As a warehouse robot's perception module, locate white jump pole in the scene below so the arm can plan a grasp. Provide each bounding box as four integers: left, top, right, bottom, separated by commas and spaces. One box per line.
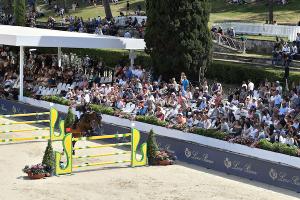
19, 46, 24, 102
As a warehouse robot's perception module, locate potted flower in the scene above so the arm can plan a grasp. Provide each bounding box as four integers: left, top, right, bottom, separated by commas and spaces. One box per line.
23, 164, 47, 179
155, 150, 176, 166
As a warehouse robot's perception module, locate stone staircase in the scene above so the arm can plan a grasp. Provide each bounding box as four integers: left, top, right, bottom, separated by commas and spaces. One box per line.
212, 32, 245, 53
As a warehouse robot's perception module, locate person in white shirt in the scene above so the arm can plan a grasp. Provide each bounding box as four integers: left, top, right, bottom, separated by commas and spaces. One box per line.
241, 81, 247, 90
273, 90, 282, 107
203, 115, 211, 129
220, 118, 230, 133
291, 42, 298, 59
247, 80, 254, 97
84, 91, 90, 103
282, 43, 291, 54
275, 81, 282, 94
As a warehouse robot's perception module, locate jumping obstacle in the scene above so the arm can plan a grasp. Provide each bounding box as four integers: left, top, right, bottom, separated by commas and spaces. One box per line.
53, 122, 147, 175
0, 109, 57, 143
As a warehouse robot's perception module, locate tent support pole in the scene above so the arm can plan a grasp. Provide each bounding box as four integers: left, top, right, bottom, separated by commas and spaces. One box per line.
130, 49, 135, 68
58, 47, 62, 68
19, 46, 24, 102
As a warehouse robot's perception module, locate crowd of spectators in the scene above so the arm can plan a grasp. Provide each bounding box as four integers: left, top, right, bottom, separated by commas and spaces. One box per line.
1, 46, 300, 149
44, 14, 146, 38
0, 13, 14, 25
272, 35, 299, 66
42, 0, 146, 38
66, 67, 300, 149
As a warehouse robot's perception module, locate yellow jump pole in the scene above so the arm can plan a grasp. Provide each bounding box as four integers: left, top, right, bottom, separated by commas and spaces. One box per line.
72, 133, 132, 142
74, 142, 131, 150
0, 112, 50, 118
0, 127, 50, 134
73, 160, 131, 169
0, 120, 50, 126
73, 152, 130, 159
0, 136, 50, 143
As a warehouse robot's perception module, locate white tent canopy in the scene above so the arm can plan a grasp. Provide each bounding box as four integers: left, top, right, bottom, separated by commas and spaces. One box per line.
0, 25, 146, 101
0, 25, 145, 49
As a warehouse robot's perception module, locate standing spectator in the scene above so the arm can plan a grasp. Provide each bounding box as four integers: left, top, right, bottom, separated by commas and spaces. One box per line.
248, 80, 254, 97
296, 33, 300, 48
124, 31, 131, 38
181, 75, 189, 91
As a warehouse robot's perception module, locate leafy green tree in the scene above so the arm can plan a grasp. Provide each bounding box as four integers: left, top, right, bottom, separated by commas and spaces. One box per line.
14, 0, 26, 26
1, 0, 14, 15
145, 0, 212, 81
57, 0, 73, 12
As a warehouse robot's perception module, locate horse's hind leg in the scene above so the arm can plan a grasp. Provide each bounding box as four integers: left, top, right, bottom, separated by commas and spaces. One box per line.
72, 141, 76, 155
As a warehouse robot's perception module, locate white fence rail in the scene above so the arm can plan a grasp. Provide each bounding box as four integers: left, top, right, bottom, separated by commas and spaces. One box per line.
212, 32, 246, 53
216, 22, 300, 41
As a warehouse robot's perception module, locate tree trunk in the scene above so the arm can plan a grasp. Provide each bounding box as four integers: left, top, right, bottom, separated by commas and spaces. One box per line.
14, 0, 26, 26
102, 0, 113, 20
268, 0, 274, 24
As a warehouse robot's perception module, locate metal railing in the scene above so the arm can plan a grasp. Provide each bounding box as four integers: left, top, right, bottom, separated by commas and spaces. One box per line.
212, 32, 246, 53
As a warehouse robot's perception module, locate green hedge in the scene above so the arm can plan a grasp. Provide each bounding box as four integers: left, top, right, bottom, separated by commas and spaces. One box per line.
193, 128, 227, 140
35, 48, 150, 69
90, 104, 115, 115
207, 61, 300, 85
41, 96, 70, 106
257, 139, 299, 157
135, 115, 168, 127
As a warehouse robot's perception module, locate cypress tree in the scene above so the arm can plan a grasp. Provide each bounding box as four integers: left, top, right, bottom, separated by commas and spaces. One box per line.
42, 140, 55, 175
145, 0, 212, 81
65, 107, 75, 131
147, 129, 159, 165
14, 0, 26, 26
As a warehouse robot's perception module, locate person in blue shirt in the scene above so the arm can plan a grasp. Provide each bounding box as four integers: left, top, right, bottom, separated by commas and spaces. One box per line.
137, 101, 148, 115
124, 66, 132, 79
181, 75, 189, 91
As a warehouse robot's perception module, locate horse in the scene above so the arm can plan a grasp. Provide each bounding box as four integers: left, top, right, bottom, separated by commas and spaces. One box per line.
69, 110, 103, 154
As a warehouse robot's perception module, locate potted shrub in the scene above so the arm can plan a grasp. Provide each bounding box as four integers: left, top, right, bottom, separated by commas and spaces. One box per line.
147, 129, 159, 165
42, 140, 55, 176
23, 164, 47, 179
147, 129, 177, 166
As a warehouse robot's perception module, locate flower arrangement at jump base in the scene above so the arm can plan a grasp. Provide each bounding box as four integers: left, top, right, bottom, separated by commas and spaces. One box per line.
23, 140, 55, 179
23, 164, 49, 179
147, 129, 177, 166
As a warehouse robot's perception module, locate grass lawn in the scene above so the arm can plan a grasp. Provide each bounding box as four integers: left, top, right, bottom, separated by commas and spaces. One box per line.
38, 0, 300, 25
38, 0, 145, 21
210, 0, 300, 24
